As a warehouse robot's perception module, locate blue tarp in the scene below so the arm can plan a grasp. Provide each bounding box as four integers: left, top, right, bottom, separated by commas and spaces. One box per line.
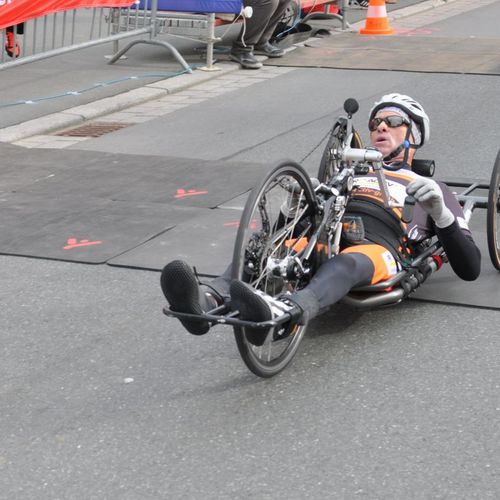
136, 0, 242, 13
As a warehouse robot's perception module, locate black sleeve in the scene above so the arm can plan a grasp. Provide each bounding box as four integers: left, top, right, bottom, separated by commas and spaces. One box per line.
434, 220, 481, 281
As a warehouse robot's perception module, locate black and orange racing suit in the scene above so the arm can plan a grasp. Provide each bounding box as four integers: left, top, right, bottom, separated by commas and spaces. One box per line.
298, 165, 481, 314
211, 165, 481, 316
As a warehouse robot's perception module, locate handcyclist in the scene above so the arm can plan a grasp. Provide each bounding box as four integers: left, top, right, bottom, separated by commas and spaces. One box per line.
161, 93, 481, 344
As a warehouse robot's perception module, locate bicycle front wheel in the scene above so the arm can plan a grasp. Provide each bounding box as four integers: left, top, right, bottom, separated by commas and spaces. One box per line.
232, 161, 318, 377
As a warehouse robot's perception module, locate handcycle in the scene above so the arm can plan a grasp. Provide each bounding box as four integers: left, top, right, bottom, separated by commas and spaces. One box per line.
164, 98, 500, 378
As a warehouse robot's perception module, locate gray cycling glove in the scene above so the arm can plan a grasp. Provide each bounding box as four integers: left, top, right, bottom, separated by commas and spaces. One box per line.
406, 177, 455, 228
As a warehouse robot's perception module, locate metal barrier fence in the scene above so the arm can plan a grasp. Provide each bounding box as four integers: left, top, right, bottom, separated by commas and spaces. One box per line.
0, 1, 191, 72
107, 6, 226, 71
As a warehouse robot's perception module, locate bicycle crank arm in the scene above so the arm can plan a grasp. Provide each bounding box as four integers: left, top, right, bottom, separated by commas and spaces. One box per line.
163, 306, 294, 329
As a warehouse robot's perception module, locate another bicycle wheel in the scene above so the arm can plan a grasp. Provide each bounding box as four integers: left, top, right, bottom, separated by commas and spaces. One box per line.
271, 0, 301, 41
318, 118, 363, 183
232, 161, 318, 377
487, 149, 500, 270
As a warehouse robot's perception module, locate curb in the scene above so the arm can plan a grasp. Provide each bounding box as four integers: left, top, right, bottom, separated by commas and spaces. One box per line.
0, 62, 242, 143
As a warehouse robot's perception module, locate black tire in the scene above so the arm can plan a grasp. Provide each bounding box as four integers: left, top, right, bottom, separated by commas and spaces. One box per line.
318, 118, 363, 183
232, 161, 318, 377
487, 149, 500, 270
271, 0, 301, 42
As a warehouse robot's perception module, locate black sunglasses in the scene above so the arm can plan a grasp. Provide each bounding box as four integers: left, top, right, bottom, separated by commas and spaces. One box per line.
368, 115, 410, 131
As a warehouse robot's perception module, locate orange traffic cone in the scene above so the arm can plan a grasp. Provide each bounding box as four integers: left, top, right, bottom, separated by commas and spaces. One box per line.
359, 0, 394, 36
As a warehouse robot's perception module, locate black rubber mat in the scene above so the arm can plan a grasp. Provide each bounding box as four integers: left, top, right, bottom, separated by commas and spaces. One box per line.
0, 143, 266, 263
412, 212, 500, 310
108, 207, 243, 275
2, 142, 498, 309
110, 189, 500, 310
267, 34, 500, 75
0, 191, 203, 264
2, 144, 266, 208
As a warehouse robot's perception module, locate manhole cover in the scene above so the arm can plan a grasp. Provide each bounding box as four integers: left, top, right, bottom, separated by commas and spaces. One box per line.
56, 121, 132, 137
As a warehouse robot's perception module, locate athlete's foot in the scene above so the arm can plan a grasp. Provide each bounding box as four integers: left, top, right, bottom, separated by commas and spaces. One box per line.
229, 280, 302, 346
161, 260, 218, 335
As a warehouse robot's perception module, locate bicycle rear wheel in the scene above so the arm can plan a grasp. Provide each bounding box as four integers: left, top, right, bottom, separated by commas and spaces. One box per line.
318, 118, 363, 183
487, 149, 500, 270
232, 161, 318, 377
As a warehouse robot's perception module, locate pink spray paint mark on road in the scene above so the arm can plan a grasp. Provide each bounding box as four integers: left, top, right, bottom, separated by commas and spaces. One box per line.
175, 188, 209, 199
64, 238, 103, 250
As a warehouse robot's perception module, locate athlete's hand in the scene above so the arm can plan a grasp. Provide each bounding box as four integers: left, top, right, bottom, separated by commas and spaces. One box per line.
406, 177, 455, 228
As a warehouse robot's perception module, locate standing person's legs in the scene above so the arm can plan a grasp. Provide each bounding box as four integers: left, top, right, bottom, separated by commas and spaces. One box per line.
235, 0, 278, 48
231, 0, 286, 68
255, 0, 290, 48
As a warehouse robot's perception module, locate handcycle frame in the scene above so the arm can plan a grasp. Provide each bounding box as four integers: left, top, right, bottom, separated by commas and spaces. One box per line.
164, 98, 500, 377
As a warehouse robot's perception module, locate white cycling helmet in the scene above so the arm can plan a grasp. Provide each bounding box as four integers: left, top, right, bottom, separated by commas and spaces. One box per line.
369, 93, 430, 147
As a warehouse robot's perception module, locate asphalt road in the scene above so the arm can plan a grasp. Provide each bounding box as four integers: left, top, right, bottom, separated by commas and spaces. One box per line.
1, 1, 500, 498
2, 256, 499, 499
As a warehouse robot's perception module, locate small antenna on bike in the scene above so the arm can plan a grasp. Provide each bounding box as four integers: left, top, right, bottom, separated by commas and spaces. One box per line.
344, 98, 359, 118
343, 98, 359, 146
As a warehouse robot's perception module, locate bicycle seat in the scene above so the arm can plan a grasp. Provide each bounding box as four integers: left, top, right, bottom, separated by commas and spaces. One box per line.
341, 241, 444, 309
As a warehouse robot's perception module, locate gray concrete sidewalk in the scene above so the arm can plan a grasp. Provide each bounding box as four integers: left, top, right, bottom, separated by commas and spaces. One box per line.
0, 0, 436, 136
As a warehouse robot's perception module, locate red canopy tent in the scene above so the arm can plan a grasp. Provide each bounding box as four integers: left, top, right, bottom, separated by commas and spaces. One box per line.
0, 0, 134, 30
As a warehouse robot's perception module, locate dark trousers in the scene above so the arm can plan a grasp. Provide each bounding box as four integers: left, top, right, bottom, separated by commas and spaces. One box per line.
233, 0, 290, 51
6, 23, 24, 35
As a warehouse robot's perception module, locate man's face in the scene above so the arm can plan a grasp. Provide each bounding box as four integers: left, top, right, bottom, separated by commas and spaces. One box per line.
369, 110, 411, 160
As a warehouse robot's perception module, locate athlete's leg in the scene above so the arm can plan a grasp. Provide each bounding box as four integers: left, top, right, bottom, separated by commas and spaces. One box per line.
231, 244, 399, 342
302, 252, 374, 312
292, 244, 400, 315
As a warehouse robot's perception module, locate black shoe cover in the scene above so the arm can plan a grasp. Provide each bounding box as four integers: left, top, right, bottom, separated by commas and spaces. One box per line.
161, 260, 211, 335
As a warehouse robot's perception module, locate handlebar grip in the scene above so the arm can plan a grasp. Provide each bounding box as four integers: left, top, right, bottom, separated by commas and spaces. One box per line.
342, 147, 383, 163
402, 195, 416, 223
